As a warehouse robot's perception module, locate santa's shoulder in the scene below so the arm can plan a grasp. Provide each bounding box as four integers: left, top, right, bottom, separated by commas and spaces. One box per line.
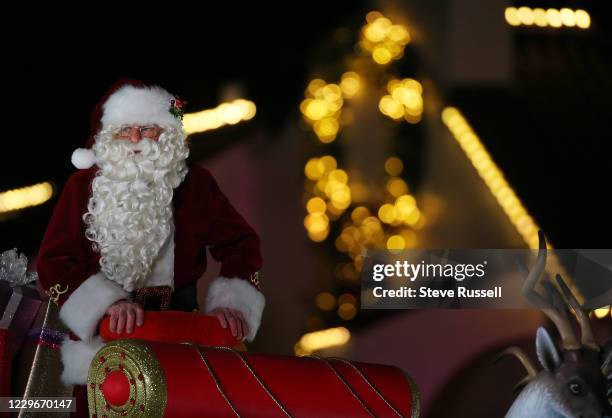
65, 167, 97, 191
182, 164, 216, 187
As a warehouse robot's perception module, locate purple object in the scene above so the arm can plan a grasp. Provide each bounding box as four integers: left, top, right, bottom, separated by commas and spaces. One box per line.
0, 282, 43, 357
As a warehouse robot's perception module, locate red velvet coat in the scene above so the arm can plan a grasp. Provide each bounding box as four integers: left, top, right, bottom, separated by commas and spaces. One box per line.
37, 164, 262, 306
36, 164, 265, 387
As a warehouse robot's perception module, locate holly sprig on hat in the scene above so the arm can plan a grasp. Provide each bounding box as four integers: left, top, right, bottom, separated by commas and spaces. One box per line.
169, 96, 187, 120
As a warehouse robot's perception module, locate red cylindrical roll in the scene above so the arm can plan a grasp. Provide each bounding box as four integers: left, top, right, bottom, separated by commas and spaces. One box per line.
98, 310, 239, 347
87, 340, 419, 418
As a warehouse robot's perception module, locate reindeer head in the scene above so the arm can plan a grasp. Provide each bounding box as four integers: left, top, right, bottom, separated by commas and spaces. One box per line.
502, 231, 612, 418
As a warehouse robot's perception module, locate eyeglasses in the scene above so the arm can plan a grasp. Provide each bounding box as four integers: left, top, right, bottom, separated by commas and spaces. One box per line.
114, 125, 164, 139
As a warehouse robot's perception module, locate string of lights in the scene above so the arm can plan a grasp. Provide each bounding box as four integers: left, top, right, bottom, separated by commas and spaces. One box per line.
0, 182, 54, 214
183, 99, 256, 135
505, 7, 590, 29
296, 11, 426, 355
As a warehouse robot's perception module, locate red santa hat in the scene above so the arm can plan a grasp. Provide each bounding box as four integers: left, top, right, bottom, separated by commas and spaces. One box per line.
71, 79, 185, 169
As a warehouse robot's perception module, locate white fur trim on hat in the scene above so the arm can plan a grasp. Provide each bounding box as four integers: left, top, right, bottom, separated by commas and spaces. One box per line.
101, 85, 181, 129
71, 148, 96, 169
59, 272, 130, 341
60, 335, 105, 385
204, 277, 265, 342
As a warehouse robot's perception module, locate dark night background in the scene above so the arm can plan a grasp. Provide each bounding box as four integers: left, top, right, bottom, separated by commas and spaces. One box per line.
2, 3, 611, 417
2, 2, 610, 254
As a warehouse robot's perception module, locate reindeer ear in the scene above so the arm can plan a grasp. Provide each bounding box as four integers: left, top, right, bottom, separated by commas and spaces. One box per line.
536, 327, 562, 372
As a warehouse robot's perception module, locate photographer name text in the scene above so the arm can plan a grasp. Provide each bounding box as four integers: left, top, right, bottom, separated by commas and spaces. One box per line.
372, 286, 503, 299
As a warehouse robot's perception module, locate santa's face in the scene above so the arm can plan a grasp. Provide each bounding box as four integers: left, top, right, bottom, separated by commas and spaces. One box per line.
83, 124, 189, 291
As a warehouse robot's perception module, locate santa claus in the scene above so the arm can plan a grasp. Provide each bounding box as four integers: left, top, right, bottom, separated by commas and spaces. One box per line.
36, 80, 264, 388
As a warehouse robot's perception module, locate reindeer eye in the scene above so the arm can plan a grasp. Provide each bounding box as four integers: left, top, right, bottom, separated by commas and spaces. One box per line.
569, 382, 582, 396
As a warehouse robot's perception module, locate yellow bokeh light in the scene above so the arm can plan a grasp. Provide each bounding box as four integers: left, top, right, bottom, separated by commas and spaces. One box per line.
320, 84, 342, 101
351, 206, 370, 224
404, 113, 422, 124
329, 184, 351, 209
234, 99, 257, 120
0, 182, 54, 213
364, 23, 387, 43
593, 306, 610, 319
574, 10, 590, 29
379, 95, 405, 120
340, 72, 361, 98
308, 228, 329, 242
183, 99, 256, 135
505, 7, 520, 26
319, 155, 337, 173
387, 25, 410, 43
518, 7, 534, 25
402, 79, 422, 94
307, 197, 327, 214
372, 46, 393, 64
395, 198, 419, 225
560, 8, 576, 27
338, 293, 357, 306
387, 177, 409, 197
315, 292, 336, 311
295, 327, 351, 355
403, 208, 421, 226
384, 157, 404, 176
304, 158, 325, 180
306, 79, 326, 97
533, 8, 547, 27
338, 303, 357, 320
304, 212, 329, 233
378, 203, 396, 224
328, 169, 348, 184
366, 10, 383, 24
303, 99, 329, 121
314, 117, 339, 143
546, 9, 562, 28
396, 194, 416, 207
386, 235, 406, 250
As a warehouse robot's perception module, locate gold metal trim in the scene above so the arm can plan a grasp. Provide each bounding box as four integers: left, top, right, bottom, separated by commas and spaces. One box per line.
330, 357, 405, 417
47, 283, 68, 305
87, 339, 167, 418
187, 343, 241, 417
403, 370, 421, 418
214, 346, 293, 417
249, 271, 261, 290
310, 355, 375, 417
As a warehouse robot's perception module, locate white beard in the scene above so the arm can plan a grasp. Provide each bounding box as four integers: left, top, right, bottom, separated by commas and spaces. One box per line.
83, 126, 189, 291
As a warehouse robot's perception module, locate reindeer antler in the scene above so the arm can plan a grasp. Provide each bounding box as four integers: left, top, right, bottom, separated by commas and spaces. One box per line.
496, 346, 538, 392
554, 274, 599, 351
522, 231, 581, 350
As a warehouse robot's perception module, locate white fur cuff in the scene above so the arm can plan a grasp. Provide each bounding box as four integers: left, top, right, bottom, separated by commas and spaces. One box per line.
204, 277, 265, 342
60, 336, 105, 386
59, 272, 129, 341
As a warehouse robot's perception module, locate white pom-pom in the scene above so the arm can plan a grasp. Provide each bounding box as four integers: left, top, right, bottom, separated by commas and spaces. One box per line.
71, 148, 96, 169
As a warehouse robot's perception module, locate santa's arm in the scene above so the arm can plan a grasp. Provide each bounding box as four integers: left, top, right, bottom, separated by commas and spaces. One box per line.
199, 168, 264, 341
37, 171, 129, 340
